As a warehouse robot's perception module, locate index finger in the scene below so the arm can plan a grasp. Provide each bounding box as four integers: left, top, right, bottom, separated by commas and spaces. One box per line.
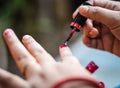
73, 1, 93, 19
59, 44, 79, 64
93, 0, 120, 10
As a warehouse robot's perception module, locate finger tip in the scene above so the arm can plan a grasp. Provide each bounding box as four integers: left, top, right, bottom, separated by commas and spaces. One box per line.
79, 6, 88, 13
3, 28, 13, 37
59, 44, 67, 49
59, 44, 73, 58
73, 9, 79, 18
72, 14, 75, 19
89, 28, 99, 38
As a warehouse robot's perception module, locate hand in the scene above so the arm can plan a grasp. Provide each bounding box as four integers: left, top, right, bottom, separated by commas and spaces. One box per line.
73, 0, 120, 56
1, 29, 98, 88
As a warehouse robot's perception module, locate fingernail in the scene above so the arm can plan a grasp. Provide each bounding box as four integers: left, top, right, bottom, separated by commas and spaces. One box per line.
98, 82, 105, 88
60, 44, 67, 48
23, 35, 31, 40
79, 6, 88, 13
4, 29, 12, 37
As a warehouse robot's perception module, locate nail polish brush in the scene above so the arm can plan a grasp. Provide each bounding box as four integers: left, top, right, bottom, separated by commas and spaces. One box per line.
64, 2, 92, 46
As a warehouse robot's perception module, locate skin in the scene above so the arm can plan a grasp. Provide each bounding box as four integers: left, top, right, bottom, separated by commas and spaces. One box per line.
1, 0, 120, 87
73, 0, 120, 56
0, 29, 98, 88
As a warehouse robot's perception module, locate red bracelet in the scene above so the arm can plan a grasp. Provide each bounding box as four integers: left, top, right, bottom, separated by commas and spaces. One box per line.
52, 76, 105, 88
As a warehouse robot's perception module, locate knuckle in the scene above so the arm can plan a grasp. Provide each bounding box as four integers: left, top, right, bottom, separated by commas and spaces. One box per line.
88, 6, 102, 20
90, 7, 99, 15
17, 54, 28, 61
113, 3, 120, 10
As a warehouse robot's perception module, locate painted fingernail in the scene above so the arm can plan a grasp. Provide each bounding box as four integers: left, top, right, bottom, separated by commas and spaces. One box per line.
4, 29, 12, 37
86, 61, 99, 73
98, 82, 105, 88
60, 44, 67, 48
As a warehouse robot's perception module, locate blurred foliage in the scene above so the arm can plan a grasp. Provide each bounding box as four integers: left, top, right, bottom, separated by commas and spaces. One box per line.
0, 0, 40, 75
0, 0, 88, 75
0, 0, 26, 19
0, 0, 41, 39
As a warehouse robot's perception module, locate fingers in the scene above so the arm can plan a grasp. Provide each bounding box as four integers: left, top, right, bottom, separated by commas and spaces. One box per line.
82, 35, 104, 50
22, 35, 55, 65
97, 39, 103, 50
93, 0, 108, 8
0, 69, 29, 88
79, 5, 120, 29
93, 0, 120, 10
73, 0, 120, 17
59, 45, 79, 64
82, 36, 91, 47
3, 29, 41, 78
83, 19, 99, 38
113, 38, 120, 57
82, 35, 97, 48
102, 33, 114, 52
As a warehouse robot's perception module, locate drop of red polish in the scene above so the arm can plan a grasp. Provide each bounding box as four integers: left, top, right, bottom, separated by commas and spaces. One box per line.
60, 44, 67, 48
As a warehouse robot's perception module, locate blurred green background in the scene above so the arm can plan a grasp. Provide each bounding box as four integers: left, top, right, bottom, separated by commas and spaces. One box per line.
0, 0, 85, 76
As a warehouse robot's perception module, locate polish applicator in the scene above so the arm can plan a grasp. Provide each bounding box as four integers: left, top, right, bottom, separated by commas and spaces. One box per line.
64, 2, 92, 45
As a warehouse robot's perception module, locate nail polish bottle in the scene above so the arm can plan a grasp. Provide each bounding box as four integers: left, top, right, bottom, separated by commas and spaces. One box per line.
86, 61, 99, 73
70, 2, 92, 32
64, 2, 92, 45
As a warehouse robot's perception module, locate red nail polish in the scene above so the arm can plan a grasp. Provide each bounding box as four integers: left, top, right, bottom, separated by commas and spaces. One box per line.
60, 44, 67, 48
4, 30, 12, 37
86, 61, 99, 73
98, 82, 105, 88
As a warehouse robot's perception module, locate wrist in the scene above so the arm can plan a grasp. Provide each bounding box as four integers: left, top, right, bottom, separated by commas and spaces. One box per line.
51, 76, 104, 88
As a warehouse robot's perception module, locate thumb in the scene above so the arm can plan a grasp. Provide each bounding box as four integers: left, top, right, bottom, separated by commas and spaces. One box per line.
79, 6, 120, 29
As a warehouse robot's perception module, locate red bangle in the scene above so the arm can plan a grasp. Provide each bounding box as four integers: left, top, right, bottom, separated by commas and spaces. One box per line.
52, 76, 105, 88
